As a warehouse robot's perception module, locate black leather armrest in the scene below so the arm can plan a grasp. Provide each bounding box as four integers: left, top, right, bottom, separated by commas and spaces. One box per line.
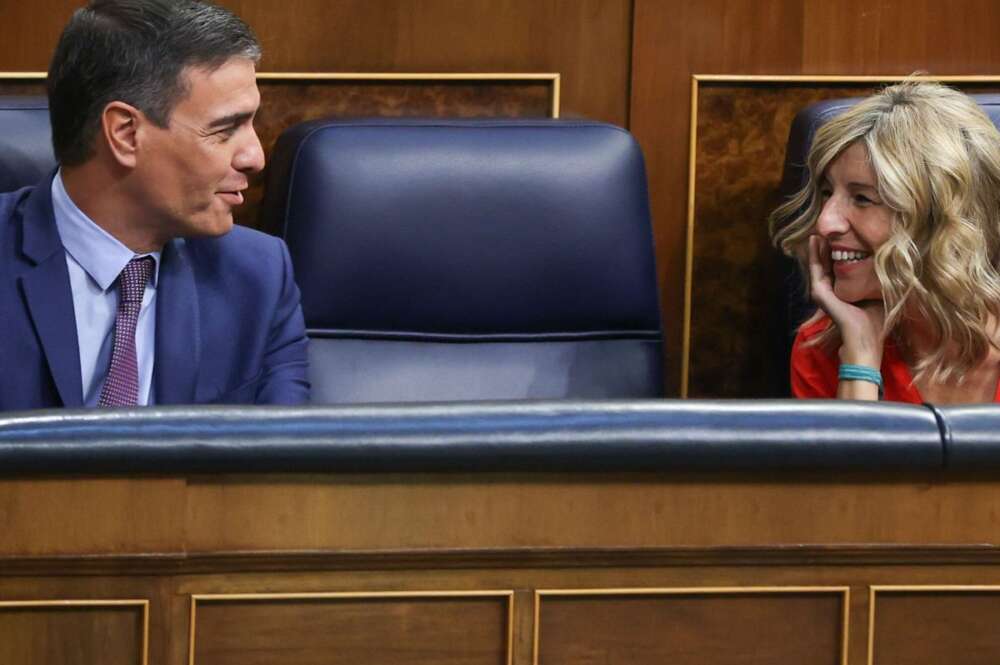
0, 400, 942, 475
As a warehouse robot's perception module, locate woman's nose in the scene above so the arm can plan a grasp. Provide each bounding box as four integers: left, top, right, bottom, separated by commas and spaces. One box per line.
815, 196, 848, 237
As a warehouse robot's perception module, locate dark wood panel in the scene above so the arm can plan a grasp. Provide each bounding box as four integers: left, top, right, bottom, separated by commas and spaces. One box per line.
0, 604, 143, 665
537, 591, 842, 665
872, 590, 1000, 665
192, 595, 508, 665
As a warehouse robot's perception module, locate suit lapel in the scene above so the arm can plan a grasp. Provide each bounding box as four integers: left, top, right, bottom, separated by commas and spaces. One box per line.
153, 238, 199, 404
18, 177, 84, 407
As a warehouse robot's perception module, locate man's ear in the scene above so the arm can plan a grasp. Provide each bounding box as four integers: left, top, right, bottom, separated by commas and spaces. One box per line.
101, 101, 143, 168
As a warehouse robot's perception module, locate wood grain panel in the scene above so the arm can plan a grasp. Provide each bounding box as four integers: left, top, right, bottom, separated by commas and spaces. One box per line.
2, 0, 630, 126
871, 588, 1000, 665
632, 0, 1000, 395
182, 472, 1000, 553
0, 477, 186, 557
0, 602, 145, 665
536, 589, 844, 665
191, 593, 509, 665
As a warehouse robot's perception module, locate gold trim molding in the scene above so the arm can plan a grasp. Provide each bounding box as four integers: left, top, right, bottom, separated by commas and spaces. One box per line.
682, 74, 1000, 397
533, 585, 850, 665
188, 589, 515, 665
0, 598, 149, 665
0, 72, 561, 118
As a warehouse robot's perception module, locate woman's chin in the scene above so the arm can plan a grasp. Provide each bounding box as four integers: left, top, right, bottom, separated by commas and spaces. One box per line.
833, 284, 881, 304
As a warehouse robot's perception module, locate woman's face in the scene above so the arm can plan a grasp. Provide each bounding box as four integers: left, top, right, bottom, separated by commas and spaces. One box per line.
815, 141, 895, 303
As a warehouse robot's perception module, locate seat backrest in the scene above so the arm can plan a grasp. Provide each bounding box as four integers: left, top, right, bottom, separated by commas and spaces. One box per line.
0, 97, 55, 193
772, 94, 1000, 396
263, 118, 663, 404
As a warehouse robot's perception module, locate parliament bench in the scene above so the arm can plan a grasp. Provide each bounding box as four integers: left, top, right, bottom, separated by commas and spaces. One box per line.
2, 400, 1000, 664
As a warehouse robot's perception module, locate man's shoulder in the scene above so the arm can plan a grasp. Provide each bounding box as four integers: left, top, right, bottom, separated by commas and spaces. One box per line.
0, 185, 36, 223
185, 224, 283, 264
182, 225, 289, 285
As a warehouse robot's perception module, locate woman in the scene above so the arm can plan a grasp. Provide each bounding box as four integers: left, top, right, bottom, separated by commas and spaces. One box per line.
771, 82, 1000, 403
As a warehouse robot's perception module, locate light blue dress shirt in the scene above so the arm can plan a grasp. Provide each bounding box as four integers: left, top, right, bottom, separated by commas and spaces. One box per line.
51, 172, 161, 406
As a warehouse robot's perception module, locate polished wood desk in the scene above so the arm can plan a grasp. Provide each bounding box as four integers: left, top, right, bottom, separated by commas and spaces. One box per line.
3, 469, 1000, 665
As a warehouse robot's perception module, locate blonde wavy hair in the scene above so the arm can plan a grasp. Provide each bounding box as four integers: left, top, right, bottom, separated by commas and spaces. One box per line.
770, 82, 1000, 384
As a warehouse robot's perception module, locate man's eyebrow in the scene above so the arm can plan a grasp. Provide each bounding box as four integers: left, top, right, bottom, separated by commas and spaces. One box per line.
207, 111, 254, 129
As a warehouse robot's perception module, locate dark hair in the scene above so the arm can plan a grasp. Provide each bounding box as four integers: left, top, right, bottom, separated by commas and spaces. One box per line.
47, 0, 261, 166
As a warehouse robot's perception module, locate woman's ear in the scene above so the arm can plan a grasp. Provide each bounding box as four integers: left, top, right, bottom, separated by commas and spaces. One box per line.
100, 101, 142, 168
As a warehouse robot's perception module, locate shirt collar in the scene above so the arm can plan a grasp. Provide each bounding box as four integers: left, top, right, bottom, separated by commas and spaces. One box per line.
51, 170, 161, 292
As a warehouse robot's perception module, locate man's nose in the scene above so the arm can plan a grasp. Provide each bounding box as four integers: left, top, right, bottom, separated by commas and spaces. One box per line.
235, 128, 265, 174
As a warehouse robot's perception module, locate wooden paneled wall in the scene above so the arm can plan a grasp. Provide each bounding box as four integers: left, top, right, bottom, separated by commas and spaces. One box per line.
6, 0, 1000, 395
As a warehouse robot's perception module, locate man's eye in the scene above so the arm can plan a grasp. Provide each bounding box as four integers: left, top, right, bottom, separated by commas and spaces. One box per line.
215, 127, 238, 141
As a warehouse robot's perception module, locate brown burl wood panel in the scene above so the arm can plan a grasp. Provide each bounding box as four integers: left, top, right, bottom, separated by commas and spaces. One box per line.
537, 592, 842, 665
192, 596, 508, 665
688, 81, 1000, 398
689, 83, 875, 398
872, 591, 1000, 665
0, 605, 143, 665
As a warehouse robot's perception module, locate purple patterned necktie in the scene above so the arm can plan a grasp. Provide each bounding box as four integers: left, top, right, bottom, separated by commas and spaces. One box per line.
98, 256, 154, 407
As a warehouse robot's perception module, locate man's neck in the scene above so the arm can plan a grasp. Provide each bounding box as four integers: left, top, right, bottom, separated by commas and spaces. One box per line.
60, 164, 166, 254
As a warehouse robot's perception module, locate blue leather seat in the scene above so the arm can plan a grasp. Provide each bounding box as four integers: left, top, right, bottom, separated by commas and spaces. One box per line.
0, 97, 55, 193
772, 94, 1000, 396
263, 119, 663, 404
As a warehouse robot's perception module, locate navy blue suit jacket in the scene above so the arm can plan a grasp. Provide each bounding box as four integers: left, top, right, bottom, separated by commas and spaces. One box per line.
0, 175, 310, 409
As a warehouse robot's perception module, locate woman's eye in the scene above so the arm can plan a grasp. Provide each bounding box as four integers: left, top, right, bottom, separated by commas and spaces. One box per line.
819, 189, 832, 199
854, 194, 873, 205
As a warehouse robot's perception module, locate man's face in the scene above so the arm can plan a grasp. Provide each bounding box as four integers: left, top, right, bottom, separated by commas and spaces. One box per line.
135, 58, 264, 240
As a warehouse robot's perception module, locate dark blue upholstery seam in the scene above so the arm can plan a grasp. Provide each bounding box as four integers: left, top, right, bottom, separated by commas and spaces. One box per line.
922, 402, 951, 469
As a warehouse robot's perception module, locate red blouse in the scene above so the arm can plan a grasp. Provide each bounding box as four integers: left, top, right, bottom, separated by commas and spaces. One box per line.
790, 316, 1000, 403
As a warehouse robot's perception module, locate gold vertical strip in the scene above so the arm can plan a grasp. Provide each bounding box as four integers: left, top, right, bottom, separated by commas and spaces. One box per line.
681, 75, 700, 397
141, 600, 150, 665
866, 586, 876, 665
840, 588, 850, 665
188, 596, 198, 665
506, 591, 514, 665
552, 74, 561, 118
531, 590, 542, 665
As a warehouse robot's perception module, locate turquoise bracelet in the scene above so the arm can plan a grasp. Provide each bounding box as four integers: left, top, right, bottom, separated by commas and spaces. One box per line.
838, 363, 883, 389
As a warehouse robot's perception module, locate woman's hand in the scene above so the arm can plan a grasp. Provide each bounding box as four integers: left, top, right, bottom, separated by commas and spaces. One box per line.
808, 236, 886, 399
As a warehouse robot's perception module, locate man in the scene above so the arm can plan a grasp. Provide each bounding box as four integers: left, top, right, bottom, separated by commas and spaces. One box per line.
0, 0, 310, 409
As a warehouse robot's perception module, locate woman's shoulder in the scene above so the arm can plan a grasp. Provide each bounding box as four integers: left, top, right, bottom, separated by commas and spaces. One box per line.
794, 311, 834, 343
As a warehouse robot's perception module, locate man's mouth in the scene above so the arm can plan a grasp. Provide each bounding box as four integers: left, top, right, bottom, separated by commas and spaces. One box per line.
217, 190, 245, 205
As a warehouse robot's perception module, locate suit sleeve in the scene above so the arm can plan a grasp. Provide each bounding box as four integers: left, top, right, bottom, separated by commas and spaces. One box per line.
254, 236, 311, 405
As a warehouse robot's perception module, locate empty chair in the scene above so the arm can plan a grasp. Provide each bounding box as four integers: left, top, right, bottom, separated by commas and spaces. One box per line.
263, 118, 663, 403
